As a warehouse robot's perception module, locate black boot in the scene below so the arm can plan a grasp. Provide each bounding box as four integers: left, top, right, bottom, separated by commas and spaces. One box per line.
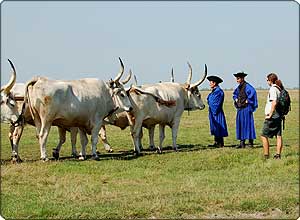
248, 139, 254, 148
236, 140, 245, 148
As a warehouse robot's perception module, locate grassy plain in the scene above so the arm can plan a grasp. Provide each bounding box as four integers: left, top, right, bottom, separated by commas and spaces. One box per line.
0, 89, 299, 219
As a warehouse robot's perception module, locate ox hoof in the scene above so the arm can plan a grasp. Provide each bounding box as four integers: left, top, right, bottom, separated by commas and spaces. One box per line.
11, 155, 22, 164
52, 150, 59, 160
156, 148, 162, 154
71, 152, 78, 158
41, 158, 49, 162
107, 149, 113, 153
92, 154, 100, 161
78, 156, 85, 161
149, 146, 155, 151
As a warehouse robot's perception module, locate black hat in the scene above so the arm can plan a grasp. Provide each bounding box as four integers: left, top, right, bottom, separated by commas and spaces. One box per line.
207, 75, 223, 84
233, 72, 247, 78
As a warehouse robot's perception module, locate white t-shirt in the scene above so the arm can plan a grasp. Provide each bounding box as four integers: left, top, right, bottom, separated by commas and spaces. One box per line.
264, 84, 280, 115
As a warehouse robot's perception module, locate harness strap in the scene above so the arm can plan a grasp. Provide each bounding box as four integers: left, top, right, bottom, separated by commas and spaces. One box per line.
104, 107, 119, 119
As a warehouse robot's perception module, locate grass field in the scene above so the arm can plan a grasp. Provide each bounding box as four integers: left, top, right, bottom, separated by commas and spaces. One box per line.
1, 89, 299, 219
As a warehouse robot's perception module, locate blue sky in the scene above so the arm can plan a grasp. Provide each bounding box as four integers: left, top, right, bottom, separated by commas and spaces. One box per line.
1, 1, 299, 89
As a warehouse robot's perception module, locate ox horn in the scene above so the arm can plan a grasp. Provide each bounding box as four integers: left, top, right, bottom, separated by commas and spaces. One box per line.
170, 68, 174, 82
186, 62, 192, 85
133, 75, 138, 85
113, 57, 125, 83
121, 69, 132, 85
1, 59, 16, 94
190, 64, 207, 88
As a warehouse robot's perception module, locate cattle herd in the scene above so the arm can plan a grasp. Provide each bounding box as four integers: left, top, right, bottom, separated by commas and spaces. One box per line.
1, 58, 207, 163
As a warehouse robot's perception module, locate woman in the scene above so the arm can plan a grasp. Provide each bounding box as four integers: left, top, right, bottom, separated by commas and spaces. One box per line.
207, 75, 228, 147
261, 73, 283, 159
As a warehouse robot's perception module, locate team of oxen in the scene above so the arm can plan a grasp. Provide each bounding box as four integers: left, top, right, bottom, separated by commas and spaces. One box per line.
1, 58, 207, 163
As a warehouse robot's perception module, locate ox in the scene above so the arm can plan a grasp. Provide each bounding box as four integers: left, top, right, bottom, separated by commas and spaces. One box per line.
23, 58, 132, 161
99, 69, 176, 151
1, 60, 27, 162
51, 70, 133, 159
1, 59, 20, 124
126, 62, 207, 154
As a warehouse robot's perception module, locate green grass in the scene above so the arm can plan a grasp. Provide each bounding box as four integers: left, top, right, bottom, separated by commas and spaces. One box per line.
1, 90, 299, 219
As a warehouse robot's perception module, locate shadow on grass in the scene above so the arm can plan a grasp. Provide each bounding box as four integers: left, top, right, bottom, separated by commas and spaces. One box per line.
0, 143, 291, 164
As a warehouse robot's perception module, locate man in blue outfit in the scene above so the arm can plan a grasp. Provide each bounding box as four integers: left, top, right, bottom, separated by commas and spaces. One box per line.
233, 72, 258, 148
207, 75, 228, 148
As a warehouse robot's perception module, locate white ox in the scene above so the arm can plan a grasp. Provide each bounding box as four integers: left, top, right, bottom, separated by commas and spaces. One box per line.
1, 60, 20, 124
23, 58, 133, 161
126, 62, 207, 154
99, 68, 177, 151
9, 71, 132, 162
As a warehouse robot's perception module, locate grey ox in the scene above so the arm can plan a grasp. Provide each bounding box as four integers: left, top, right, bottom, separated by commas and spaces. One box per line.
23, 58, 133, 161
7, 81, 131, 162
126, 62, 207, 154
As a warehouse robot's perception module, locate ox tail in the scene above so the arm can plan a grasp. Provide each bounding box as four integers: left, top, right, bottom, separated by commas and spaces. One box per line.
129, 86, 176, 107
23, 79, 39, 124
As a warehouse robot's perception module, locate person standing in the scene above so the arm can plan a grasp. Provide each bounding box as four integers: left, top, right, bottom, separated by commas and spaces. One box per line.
233, 72, 258, 148
207, 75, 228, 148
261, 73, 284, 159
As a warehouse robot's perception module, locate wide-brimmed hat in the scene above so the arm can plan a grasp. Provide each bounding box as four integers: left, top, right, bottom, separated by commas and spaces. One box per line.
207, 75, 223, 84
233, 72, 247, 78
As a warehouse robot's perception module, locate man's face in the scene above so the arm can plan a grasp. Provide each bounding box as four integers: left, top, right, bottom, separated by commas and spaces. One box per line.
209, 81, 217, 89
236, 77, 244, 84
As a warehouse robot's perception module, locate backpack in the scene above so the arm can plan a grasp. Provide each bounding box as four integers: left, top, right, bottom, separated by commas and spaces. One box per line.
274, 85, 291, 116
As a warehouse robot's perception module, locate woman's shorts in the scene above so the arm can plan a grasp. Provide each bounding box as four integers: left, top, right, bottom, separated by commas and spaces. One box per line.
261, 117, 282, 138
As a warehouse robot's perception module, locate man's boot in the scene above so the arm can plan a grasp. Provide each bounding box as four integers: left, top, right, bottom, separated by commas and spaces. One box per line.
236, 140, 245, 148
248, 139, 254, 148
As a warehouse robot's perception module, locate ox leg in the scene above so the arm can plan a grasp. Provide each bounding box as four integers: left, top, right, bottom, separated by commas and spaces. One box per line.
138, 128, 144, 151
99, 126, 113, 153
9, 125, 23, 163
148, 126, 156, 150
52, 127, 66, 160
171, 121, 180, 151
70, 127, 78, 157
158, 125, 165, 154
38, 123, 52, 161
131, 121, 143, 155
91, 122, 102, 160
78, 129, 88, 160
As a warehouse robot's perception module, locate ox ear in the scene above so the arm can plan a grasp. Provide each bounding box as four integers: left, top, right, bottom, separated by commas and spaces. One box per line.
125, 87, 131, 95
190, 64, 207, 89
1, 59, 16, 94
108, 78, 114, 88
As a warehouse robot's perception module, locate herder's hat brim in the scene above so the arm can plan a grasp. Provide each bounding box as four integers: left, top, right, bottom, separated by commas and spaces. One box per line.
207, 75, 223, 84
233, 72, 248, 78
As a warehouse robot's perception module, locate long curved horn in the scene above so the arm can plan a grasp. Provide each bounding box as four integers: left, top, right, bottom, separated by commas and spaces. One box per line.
170, 68, 174, 82
134, 75, 138, 85
1, 59, 16, 94
186, 62, 192, 85
121, 69, 132, 85
190, 64, 207, 88
113, 57, 125, 82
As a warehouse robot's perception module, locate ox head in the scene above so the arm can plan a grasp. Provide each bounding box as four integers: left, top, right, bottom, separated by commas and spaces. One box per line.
108, 57, 133, 112
1, 59, 20, 124
184, 62, 207, 111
